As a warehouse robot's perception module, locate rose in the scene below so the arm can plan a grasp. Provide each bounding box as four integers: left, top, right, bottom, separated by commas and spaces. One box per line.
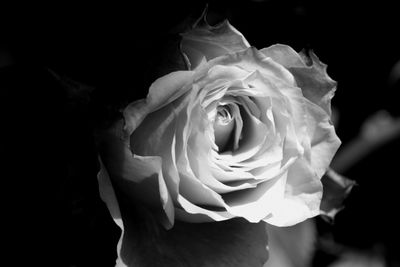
97, 14, 341, 267
98, 15, 340, 231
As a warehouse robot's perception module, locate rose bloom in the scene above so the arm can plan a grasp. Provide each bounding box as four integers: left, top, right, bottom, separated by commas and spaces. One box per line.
98, 17, 340, 230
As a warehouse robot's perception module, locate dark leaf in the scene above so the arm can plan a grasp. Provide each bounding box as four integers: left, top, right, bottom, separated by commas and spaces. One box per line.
320, 168, 356, 222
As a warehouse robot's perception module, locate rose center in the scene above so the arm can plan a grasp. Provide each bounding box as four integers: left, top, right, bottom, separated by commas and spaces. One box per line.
213, 105, 235, 151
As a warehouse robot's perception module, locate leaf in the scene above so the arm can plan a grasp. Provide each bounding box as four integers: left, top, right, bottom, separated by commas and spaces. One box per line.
320, 168, 356, 221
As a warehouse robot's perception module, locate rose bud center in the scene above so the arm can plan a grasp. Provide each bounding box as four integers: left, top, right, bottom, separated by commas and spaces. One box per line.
213, 105, 236, 152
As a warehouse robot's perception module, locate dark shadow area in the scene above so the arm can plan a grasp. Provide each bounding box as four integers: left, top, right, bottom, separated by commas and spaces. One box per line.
0, 64, 120, 266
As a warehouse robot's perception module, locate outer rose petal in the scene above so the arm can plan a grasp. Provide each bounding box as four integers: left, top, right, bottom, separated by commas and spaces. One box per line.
97, 160, 126, 267
195, 47, 296, 88
266, 159, 323, 226
98, 121, 175, 228
181, 11, 250, 69
305, 99, 341, 177
98, 157, 124, 233
261, 44, 337, 115
123, 71, 194, 135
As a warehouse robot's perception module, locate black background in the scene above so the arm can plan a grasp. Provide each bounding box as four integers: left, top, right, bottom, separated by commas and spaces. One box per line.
1, 0, 400, 266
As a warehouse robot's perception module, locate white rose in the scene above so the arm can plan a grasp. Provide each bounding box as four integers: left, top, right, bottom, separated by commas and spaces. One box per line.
98, 16, 340, 230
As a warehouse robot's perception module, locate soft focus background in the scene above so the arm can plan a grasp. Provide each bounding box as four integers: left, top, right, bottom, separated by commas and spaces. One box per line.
1, 0, 399, 266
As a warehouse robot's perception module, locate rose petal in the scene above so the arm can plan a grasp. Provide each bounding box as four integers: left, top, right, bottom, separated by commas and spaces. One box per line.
304, 99, 341, 177
261, 44, 337, 115
181, 12, 250, 69
147, 70, 195, 109
234, 95, 261, 119
98, 121, 175, 228
97, 158, 125, 265
231, 104, 243, 150
211, 100, 243, 151
129, 95, 191, 201
203, 64, 251, 86
223, 173, 287, 222
211, 165, 256, 183
173, 103, 239, 201
214, 137, 285, 178
291, 51, 337, 116
123, 70, 194, 135
222, 107, 269, 162
176, 196, 233, 222
178, 169, 227, 207
186, 102, 257, 193
260, 44, 304, 68
213, 113, 235, 151
266, 158, 322, 226
187, 133, 257, 193
264, 79, 339, 178
204, 47, 297, 87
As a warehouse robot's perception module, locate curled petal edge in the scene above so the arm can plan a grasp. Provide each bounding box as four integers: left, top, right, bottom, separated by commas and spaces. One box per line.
261, 44, 337, 116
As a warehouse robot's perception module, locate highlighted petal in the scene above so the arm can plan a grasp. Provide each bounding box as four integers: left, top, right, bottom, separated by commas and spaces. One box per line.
266, 159, 322, 226
224, 173, 287, 222
208, 47, 297, 87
